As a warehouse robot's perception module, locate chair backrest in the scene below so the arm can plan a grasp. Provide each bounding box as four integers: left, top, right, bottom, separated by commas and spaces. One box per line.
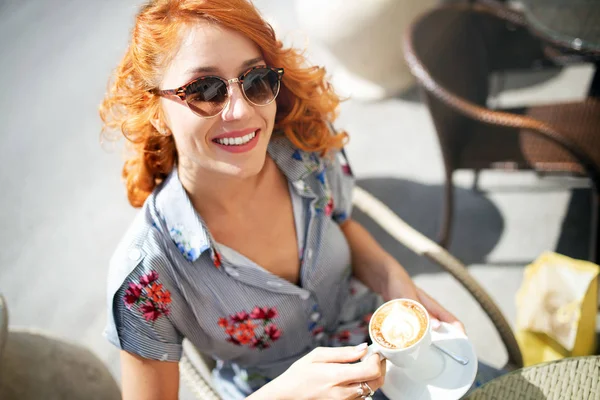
407, 5, 491, 167
405, 4, 549, 170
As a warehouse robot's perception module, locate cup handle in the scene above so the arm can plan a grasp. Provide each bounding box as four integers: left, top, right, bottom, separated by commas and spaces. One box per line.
361, 344, 384, 362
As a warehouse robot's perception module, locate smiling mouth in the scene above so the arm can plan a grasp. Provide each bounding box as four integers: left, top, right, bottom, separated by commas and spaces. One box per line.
213, 130, 258, 146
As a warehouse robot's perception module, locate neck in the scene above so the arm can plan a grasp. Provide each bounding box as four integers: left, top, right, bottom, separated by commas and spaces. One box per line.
177, 157, 272, 216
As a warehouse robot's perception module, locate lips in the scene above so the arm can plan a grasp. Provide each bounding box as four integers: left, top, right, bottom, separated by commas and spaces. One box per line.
212, 128, 261, 154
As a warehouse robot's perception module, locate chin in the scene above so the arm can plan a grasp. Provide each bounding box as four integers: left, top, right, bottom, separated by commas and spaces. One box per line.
217, 156, 267, 179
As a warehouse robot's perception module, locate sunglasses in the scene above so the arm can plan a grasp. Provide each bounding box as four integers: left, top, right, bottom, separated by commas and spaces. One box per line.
152, 66, 284, 118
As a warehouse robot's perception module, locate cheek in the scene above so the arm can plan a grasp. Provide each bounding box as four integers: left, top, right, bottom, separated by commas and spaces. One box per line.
262, 102, 277, 130
162, 101, 212, 145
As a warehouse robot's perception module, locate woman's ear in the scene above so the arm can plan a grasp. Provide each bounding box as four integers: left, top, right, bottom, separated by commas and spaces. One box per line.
150, 114, 172, 136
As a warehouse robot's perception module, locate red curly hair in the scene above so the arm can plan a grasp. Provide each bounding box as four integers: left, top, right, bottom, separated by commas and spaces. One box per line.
99, 0, 347, 208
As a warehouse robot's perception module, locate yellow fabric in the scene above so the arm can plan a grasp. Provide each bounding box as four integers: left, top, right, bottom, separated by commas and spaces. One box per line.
515, 252, 599, 367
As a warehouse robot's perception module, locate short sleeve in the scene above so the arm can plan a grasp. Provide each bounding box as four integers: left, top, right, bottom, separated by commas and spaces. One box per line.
325, 148, 355, 224
105, 257, 183, 362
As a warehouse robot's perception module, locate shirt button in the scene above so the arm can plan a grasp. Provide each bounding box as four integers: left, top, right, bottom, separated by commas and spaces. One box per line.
225, 267, 240, 277
315, 332, 325, 341
267, 281, 283, 287
310, 312, 320, 322
299, 292, 310, 300
306, 249, 313, 260
128, 248, 141, 261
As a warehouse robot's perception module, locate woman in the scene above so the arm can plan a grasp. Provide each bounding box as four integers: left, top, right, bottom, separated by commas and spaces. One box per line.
100, 0, 468, 398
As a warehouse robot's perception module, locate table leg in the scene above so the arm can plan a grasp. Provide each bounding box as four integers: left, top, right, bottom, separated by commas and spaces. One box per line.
589, 62, 600, 98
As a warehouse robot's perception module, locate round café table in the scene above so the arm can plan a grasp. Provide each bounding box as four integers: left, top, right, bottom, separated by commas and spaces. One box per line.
515, 0, 600, 97
465, 355, 600, 399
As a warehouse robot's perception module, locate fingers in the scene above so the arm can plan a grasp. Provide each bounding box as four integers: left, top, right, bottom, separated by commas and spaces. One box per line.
364, 357, 387, 394
340, 357, 387, 399
308, 343, 368, 364
417, 287, 466, 334
336, 353, 384, 384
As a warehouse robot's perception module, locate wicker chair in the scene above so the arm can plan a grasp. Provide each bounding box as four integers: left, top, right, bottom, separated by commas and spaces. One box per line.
180, 186, 524, 399
403, 2, 600, 261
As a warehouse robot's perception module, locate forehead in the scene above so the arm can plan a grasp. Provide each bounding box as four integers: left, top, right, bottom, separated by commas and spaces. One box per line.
168, 21, 262, 77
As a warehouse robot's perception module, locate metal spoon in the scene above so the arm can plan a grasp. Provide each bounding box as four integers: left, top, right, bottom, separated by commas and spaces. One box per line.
432, 343, 469, 365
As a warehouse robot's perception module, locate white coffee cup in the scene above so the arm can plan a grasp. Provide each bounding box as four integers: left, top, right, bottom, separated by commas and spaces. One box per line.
363, 298, 444, 381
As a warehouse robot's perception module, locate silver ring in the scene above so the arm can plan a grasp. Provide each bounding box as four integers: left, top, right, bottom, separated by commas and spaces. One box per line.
356, 383, 366, 398
362, 382, 375, 396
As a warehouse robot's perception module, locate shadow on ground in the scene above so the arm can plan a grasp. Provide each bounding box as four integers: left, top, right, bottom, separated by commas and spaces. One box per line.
353, 177, 504, 276
354, 178, 593, 277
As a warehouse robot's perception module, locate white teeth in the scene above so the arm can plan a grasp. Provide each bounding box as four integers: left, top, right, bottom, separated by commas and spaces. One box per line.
216, 131, 257, 146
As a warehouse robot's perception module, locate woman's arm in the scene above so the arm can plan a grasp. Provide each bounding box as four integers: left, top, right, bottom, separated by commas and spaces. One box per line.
120, 350, 179, 400
340, 218, 418, 301
341, 218, 464, 331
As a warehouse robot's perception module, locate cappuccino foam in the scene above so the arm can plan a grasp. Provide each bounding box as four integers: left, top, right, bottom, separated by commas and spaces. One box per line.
370, 300, 428, 349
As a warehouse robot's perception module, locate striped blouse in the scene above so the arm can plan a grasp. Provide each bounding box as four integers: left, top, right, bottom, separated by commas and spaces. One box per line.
103, 134, 381, 397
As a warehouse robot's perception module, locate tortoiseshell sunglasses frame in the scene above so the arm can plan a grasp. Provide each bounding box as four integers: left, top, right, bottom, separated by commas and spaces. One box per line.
150, 66, 284, 118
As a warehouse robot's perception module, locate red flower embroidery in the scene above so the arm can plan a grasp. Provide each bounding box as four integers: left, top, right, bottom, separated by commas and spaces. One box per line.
324, 197, 334, 217
249, 306, 278, 320
230, 311, 249, 323
139, 270, 159, 286
140, 301, 162, 322
236, 330, 255, 345
336, 330, 351, 343
212, 250, 222, 268
122, 271, 171, 322
225, 326, 237, 336
219, 306, 281, 350
341, 164, 352, 176
312, 326, 324, 336
265, 324, 281, 341
124, 282, 143, 308
218, 318, 229, 328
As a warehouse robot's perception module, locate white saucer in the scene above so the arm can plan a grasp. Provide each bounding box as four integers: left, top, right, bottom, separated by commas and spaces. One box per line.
380, 322, 478, 400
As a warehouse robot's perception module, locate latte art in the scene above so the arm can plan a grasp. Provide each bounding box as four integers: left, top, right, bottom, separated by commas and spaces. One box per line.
370, 300, 428, 349
380, 303, 423, 347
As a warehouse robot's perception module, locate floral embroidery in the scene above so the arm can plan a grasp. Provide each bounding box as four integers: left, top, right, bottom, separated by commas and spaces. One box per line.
316, 169, 326, 184
219, 306, 282, 350
170, 226, 201, 262
212, 249, 222, 268
338, 151, 353, 176
291, 149, 319, 178
333, 330, 351, 343
312, 326, 324, 337
123, 271, 172, 322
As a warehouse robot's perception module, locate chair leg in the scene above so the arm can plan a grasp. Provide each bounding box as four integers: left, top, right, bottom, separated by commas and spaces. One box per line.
438, 170, 454, 248
591, 187, 599, 264
473, 169, 481, 192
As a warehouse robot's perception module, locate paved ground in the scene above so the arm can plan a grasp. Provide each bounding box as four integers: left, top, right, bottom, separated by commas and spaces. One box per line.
0, 1, 596, 399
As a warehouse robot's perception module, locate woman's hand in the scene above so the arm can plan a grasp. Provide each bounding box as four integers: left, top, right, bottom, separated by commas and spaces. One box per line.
416, 287, 466, 334
386, 272, 466, 334
248, 344, 386, 400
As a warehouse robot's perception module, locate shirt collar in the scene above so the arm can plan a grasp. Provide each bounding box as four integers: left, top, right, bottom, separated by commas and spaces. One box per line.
154, 168, 212, 262
154, 135, 319, 263
267, 134, 320, 198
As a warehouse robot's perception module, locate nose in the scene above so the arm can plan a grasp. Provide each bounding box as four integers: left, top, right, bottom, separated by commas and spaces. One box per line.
221, 79, 253, 121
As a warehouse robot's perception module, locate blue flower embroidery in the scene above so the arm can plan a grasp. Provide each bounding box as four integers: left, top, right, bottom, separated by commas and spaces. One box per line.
170, 226, 201, 261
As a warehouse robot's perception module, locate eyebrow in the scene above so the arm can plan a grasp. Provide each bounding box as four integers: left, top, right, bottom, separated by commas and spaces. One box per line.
184, 57, 265, 76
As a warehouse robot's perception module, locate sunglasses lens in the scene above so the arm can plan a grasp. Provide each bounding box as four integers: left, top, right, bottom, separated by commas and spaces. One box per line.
185, 77, 228, 117
242, 68, 280, 106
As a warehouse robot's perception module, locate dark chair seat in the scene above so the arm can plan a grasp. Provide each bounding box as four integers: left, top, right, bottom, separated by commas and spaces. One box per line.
459, 100, 600, 175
